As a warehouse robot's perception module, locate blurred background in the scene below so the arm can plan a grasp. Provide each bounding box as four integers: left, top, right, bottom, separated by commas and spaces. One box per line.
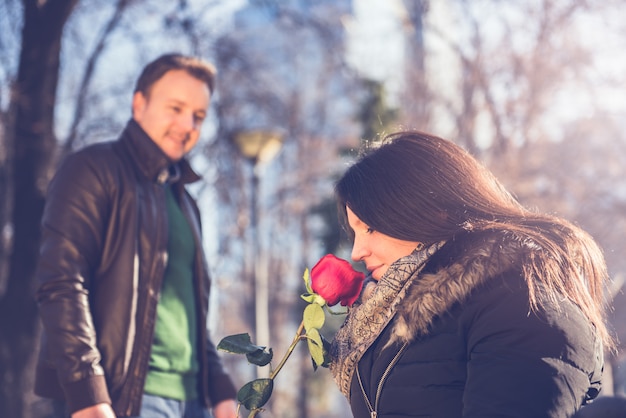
1, 0, 626, 417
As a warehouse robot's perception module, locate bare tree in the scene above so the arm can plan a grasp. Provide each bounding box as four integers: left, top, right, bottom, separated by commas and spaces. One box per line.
398, 0, 431, 128
61, 0, 136, 154
210, 2, 360, 416
0, 0, 22, 308
412, 0, 603, 158
0, 1, 79, 417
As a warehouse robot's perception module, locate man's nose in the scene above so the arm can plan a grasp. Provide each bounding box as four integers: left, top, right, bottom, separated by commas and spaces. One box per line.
178, 112, 196, 132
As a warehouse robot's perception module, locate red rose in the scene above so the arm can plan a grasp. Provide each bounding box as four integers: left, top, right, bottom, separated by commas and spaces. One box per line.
310, 254, 365, 307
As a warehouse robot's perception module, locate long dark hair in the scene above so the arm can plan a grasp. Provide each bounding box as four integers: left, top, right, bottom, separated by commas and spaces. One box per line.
336, 131, 612, 348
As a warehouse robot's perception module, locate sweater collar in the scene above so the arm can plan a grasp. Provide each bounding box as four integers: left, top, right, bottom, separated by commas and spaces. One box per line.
121, 119, 201, 185
329, 241, 447, 399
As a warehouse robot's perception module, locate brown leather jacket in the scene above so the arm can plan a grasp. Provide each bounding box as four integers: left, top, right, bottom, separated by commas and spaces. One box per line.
34, 120, 236, 416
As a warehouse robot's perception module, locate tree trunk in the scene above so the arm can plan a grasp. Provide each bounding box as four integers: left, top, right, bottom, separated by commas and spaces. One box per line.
399, 0, 429, 128
0, 1, 78, 417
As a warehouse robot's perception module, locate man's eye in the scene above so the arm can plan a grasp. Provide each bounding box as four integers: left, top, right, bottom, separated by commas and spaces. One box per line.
366, 228, 375, 234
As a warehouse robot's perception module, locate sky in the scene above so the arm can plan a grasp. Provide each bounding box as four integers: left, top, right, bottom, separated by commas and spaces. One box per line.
345, 0, 405, 101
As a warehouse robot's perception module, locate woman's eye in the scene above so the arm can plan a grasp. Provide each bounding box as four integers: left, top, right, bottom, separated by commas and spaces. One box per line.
366, 227, 375, 234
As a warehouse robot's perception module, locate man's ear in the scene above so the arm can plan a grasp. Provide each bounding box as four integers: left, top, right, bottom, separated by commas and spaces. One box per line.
131, 91, 146, 119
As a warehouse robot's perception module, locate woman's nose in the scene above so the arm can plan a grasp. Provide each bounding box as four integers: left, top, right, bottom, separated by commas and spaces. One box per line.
351, 237, 367, 262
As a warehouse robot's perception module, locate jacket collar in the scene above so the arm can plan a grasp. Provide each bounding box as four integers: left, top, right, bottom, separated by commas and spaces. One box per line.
391, 231, 527, 344
121, 119, 201, 185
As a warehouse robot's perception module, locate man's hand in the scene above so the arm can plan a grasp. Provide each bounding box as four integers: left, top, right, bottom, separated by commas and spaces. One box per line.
212, 399, 239, 418
71, 403, 116, 418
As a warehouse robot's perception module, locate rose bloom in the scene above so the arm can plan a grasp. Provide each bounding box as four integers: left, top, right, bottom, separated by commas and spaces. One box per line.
311, 254, 365, 307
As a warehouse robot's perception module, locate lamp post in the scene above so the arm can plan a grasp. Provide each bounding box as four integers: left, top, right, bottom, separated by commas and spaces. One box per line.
231, 129, 284, 378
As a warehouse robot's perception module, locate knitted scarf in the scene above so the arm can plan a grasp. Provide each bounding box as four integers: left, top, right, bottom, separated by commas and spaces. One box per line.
329, 241, 446, 399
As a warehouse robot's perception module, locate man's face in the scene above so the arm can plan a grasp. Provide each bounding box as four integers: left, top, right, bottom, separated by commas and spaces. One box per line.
132, 69, 210, 161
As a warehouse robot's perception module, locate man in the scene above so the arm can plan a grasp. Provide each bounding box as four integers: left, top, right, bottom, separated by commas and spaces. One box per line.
34, 54, 238, 418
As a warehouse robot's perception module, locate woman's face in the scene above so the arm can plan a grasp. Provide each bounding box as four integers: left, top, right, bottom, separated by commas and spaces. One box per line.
346, 206, 421, 280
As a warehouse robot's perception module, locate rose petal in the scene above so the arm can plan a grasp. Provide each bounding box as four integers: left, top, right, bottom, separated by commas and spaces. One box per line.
310, 254, 365, 307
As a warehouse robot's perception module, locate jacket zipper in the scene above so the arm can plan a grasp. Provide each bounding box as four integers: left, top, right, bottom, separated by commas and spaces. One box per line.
124, 184, 168, 416
356, 341, 409, 418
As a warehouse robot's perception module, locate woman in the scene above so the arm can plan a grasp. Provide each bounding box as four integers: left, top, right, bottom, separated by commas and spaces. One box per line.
329, 131, 612, 418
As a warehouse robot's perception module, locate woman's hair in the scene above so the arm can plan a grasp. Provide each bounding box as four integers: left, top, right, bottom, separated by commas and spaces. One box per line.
335, 131, 613, 348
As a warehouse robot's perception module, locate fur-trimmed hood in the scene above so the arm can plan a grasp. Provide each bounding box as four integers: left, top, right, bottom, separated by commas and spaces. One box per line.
390, 231, 530, 344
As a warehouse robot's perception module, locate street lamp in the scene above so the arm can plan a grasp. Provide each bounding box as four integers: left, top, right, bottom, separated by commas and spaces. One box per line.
232, 130, 284, 164
231, 129, 284, 378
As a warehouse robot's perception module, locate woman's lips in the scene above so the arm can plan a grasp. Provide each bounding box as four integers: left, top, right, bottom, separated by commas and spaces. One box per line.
368, 265, 382, 276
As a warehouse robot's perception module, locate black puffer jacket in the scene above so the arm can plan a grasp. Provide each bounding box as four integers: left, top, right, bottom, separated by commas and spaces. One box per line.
34, 120, 236, 416
350, 232, 603, 418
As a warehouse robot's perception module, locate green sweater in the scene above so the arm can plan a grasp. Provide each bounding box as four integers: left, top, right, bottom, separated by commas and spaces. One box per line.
144, 185, 199, 400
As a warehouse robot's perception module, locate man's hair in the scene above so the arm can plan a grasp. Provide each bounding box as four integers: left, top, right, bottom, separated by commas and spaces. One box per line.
134, 53, 217, 96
